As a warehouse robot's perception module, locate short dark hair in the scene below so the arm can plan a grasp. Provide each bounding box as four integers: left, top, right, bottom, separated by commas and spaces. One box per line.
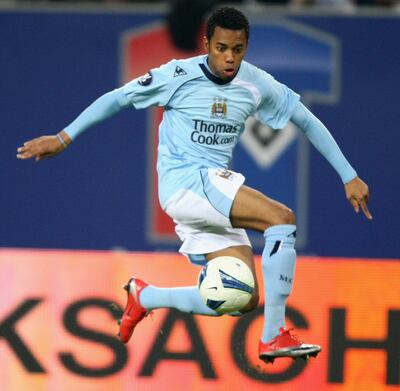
206, 7, 249, 42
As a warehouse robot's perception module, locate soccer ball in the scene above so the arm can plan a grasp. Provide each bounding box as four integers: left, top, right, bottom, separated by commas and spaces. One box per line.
198, 256, 255, 314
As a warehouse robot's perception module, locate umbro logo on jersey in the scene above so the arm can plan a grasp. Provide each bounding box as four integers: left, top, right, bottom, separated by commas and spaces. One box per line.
173, 66, 187, 77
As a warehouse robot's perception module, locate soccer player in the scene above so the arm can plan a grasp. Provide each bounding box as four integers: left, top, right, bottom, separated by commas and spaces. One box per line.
17, 7, 372, 363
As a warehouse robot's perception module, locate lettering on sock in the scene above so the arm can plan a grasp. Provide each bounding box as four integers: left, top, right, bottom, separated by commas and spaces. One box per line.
279, 274, 293, 284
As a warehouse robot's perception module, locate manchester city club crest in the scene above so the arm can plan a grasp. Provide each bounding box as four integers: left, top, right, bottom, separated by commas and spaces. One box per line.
211, 97, 227, 119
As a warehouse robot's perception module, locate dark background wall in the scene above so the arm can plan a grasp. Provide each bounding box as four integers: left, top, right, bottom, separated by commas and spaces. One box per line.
1, 7, 398, 258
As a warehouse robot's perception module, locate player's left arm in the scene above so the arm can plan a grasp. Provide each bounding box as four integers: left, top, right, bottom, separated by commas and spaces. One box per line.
290, 101, 372, 220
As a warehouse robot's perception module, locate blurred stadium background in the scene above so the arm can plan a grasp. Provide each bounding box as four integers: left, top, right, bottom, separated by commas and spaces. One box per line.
1, 1, 399, 390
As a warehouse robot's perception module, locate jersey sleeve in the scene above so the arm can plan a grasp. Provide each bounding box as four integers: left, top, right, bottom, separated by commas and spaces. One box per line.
63, 88, 130, 140
291, 101, 357, 184
254, 69, 300, 130
122, 60, 177, 109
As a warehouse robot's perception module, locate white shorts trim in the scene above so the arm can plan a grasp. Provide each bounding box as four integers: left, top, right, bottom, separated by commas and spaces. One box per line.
176, 224, 251, 262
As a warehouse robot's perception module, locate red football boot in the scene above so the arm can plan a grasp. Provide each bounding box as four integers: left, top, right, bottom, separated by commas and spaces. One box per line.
259, 327, 321, 364
118, 277, 150, 344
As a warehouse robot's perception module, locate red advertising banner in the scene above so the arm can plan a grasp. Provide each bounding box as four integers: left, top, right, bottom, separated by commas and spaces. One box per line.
0, 249, 399, 391
122, 24, 204, 242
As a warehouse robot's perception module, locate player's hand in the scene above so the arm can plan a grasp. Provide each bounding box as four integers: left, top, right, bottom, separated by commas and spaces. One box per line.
344, 177, 372, 220
16, 131, 71, 162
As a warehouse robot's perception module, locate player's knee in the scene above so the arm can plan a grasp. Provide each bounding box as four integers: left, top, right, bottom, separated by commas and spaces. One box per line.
270, 206, 296, 227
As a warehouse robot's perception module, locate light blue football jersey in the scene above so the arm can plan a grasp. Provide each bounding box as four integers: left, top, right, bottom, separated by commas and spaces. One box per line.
122, 55, 300, 207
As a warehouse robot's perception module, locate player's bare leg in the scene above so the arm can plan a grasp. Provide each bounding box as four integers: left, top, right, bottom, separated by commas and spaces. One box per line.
230, 185, 321, 364
230, 185, 295, 232
205, 245, 259, 313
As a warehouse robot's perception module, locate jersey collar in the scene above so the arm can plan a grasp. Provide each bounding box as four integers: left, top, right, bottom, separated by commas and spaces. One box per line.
199, 56, 239, 85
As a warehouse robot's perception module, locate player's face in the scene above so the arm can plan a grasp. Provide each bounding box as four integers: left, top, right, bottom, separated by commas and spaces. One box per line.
204, 26, 247, 81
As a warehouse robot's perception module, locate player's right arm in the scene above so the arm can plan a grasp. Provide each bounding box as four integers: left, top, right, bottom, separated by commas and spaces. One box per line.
16, 88, 131, 161
17, 60, 178, 162
16, 130, 72, 162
